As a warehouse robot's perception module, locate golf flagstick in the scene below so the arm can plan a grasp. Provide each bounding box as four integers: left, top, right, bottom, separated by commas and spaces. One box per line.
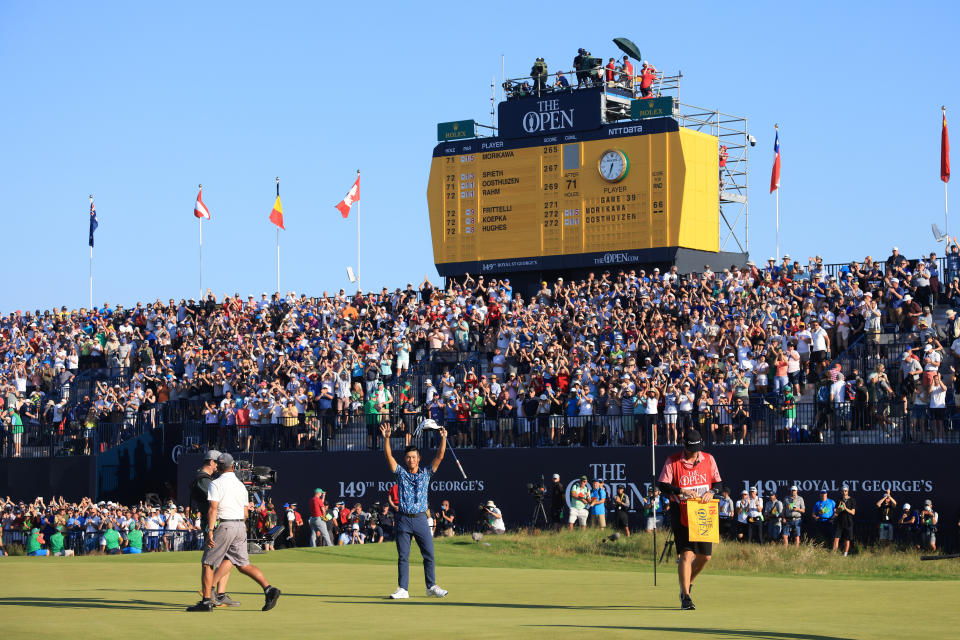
446, 443, 468, 479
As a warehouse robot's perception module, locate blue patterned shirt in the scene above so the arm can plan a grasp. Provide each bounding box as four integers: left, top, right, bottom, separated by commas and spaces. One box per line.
396, 466, 432, 514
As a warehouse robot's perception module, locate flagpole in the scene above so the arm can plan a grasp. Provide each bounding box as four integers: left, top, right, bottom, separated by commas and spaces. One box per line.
776, 189, 780, 262
89, 194, 94, 310
198, 184, 203, 299
356, 169, 361, 295
276, 177, 280, 295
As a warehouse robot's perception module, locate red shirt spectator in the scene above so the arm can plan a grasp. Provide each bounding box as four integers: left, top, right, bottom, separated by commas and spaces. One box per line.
309, 491, 325, 518
605, 59, 616, 82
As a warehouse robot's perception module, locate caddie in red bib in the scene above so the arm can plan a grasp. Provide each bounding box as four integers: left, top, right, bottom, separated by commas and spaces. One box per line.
657, 428, 722, 611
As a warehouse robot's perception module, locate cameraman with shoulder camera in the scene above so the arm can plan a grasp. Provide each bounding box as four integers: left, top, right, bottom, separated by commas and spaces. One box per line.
189, 450, 236, 607
188, 453, 281, 612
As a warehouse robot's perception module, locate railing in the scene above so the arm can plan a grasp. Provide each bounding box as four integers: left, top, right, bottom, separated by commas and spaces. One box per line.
503, 66, 678, 101
1, 411, 162, 459
1, 528, 205, 555
181, 398, 960, 453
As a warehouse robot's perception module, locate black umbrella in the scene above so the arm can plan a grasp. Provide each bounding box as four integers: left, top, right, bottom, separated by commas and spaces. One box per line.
613, 37, 642, 61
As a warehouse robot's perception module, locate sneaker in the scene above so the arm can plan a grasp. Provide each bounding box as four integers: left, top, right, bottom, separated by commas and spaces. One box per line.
216, 592, 241, 607
262, 586, 281, 611
680, 594, 696, 610
389, 588, 410, 599
186, 599, 215, 612
426, 585, 448, 598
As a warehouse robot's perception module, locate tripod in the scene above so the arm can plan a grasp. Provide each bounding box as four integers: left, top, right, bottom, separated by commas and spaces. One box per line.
530, 498, 549, 529
657, 527, 675, 564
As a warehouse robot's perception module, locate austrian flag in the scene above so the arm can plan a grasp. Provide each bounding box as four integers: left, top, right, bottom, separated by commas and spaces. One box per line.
335, 175, 360, 218
194, 187, 210, 220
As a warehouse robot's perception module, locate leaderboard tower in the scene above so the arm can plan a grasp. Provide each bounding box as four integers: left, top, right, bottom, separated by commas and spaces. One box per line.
427, 56, 749, 291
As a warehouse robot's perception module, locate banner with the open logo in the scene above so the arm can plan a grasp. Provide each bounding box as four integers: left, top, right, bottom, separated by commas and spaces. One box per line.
686, 499, 720, 543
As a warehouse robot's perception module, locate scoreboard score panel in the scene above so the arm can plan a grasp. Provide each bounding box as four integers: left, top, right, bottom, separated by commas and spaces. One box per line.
427, 123, 719, 274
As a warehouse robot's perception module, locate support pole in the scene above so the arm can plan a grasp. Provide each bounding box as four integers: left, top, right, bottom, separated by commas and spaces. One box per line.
89, 194, 93, 310
775, 189, 780, 263
199, 184, 203, 299
356, 169, 361, 295
945, 106, 950, 236
652, 430, 657, 587
276, 177, 280, 295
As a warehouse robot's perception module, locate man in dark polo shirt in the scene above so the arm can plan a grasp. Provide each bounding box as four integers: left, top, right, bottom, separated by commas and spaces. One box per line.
189, 450, 235, 607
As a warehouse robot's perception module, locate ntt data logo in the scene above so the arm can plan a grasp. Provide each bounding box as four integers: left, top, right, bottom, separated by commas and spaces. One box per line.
522, 99, 575, 133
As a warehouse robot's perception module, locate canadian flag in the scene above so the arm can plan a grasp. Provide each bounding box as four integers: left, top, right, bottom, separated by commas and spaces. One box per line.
194, 187, 210, 219
335, 175, 360, 218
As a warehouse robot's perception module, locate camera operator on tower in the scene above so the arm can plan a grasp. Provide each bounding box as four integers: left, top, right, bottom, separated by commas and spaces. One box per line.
657, 429, 723, 611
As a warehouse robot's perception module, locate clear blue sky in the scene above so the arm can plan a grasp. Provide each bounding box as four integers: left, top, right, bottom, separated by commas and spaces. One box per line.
1, 1, 958, 311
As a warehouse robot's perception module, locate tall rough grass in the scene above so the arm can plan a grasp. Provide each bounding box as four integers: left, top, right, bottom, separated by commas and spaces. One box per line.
477, 529, 960, 580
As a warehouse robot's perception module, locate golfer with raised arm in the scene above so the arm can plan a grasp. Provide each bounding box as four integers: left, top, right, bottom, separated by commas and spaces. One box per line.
657, 428, 722, 611
380, 422, 449, 599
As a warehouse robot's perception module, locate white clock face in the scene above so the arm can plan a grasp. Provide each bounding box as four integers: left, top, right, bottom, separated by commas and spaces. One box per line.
598, 149, 628, 182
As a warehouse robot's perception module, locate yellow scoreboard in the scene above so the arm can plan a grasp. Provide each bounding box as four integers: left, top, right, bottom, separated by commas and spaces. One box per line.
427, 117, 719, 275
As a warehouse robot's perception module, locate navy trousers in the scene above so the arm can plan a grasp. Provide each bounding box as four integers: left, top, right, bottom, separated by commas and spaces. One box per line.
395, 512, 436, 589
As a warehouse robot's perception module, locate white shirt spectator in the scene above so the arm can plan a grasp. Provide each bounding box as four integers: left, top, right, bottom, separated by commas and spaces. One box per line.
810, 327, 829, 352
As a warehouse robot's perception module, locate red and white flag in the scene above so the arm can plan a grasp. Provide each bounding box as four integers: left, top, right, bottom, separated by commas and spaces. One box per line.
335, 175, 360, 219
194, 187, 210, 219
942, 107, 951, 184
770, 128, 781, 193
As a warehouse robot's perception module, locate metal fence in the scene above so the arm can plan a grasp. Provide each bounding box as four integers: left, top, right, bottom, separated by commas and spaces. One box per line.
179, 398, 959, 453
1, 411, 162, 459
1, 528, 204, 555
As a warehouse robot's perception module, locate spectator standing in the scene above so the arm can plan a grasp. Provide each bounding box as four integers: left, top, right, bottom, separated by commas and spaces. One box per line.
898, 502, 918, 548
919, 499, 939, 551
876, 491, 897, 547
743, 487, 764, 543
813, 490, 836, 546
568, 476, 590, 530
833, 485, 856, 555
550, 473, 566, 530
764, 490, 783, 542
781, 485, 805, 546
717, 488, 735, 540
309, 488, 332, 547
589, 479, 607, 530
613, 485, 631, 536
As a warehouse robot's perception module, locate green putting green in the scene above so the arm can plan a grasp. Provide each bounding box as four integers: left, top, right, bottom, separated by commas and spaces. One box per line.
2, 535, 958, 639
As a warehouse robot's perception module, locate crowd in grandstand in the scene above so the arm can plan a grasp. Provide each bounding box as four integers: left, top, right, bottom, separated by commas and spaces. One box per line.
2, 241, 960, 458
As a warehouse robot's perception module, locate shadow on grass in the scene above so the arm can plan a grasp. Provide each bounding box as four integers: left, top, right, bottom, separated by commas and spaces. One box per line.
0, 596, 183, 612
328, 596, 675, 611
530, 625, 852, 640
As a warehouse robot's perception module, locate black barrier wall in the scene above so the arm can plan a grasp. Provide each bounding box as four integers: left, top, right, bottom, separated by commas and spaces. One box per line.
0, 455, 97, 501
177, 445, 957, 548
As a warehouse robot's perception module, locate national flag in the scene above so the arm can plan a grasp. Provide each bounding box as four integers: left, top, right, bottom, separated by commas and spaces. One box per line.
269, 196, 284, 229
770, 129, 781, 193
89, 199, 98, 248
194, 187, 210, 219
335, 175, 360, 218
942, 108, 951, 183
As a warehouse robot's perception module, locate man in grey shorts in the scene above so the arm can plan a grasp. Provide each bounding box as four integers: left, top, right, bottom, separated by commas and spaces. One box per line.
187, 453, 281, 612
